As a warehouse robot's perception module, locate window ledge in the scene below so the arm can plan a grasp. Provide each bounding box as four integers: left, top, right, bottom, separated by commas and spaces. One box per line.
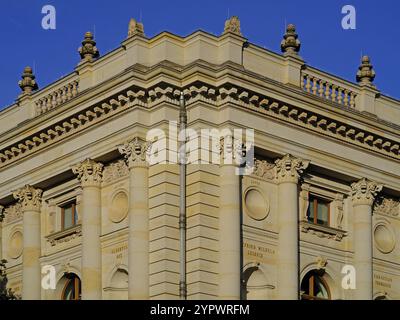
300, 221, 347, 241
46, 224, 82, 246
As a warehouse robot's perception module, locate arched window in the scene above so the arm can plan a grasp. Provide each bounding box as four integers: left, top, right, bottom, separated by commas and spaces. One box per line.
242, 266, 272, 300
301, 271, 330, 300
61, 274, 81, 300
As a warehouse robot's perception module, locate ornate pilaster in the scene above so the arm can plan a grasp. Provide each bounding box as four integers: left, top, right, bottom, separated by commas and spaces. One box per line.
72, 158, 103, 187
13, 185, 42, 300
72, 158, 103, 300
13, 185, 43, 211
218, 134, 242, 299
351, 178, 382, 206
118, 137, 152, 168
274, 154, 309, 184
118, 137, 151, 299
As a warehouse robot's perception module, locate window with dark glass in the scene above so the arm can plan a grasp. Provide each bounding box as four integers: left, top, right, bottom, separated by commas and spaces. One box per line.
307, 196, 330, 226
61, 274, 81, 300
301, 271, 330, 300
61, 202, 77, 230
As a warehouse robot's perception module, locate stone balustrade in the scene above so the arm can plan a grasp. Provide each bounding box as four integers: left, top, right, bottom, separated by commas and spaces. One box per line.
301, 68, 359, 108
34, 78, 79, 116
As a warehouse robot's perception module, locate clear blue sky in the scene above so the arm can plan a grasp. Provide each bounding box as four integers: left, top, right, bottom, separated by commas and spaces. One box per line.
0, 0, 399, 108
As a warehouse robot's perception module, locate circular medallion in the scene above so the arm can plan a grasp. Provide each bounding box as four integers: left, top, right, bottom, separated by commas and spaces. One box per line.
108, 191, 129, 223
8, 230, 23, 259
374, 223, 395, 254
244, 188, 269, 221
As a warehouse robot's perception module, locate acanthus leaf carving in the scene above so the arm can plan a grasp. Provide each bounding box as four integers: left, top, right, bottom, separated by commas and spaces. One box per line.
253, 159, 275, 180
274, 154, 310, 183
72, 158, 103, 187
374, 197, 400, 217
118, 137, 152, 168
351, 178, 383, 206
102, 160, 129, 183
13, 185, 43, 212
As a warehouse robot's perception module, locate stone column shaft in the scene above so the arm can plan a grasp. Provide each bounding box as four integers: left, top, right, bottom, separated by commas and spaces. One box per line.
73, 159, 103, 300
351, 178, 382, 300
13, 185, 43, 300
119, 137, 151, 299
275, 154, 309, 300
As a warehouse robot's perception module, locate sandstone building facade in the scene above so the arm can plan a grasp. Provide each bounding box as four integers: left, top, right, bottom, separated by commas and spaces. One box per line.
0, 17, 399, 300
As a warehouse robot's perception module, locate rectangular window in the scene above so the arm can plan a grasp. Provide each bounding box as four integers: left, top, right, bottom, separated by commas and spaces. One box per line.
61, 202, 77, 230
307, 197, 330, 226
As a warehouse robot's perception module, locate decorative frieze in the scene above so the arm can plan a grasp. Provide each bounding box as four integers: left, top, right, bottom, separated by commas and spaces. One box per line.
13, 185, 43, 212
102, 160, 130, 183
274, 154, 309, 184
351, 178, 383, 206
72, 158, 104, 187
2, 203, 22, 224
374, 197, 400, 217
118, 137, 152, 168
252, 159, 275, 180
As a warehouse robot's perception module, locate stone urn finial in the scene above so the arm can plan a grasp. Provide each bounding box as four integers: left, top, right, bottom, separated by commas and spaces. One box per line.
128, 18, 145, 37
356, 55, 376, 87
18, 66, 38, 94
78, 31, 100, 62
223, 16, 242, 36
281, 24, 301, 57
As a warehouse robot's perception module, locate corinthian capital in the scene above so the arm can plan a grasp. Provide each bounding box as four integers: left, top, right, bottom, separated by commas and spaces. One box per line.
274, 154, 310, 184
118, 137, 151, 168
219, 135, 245, 166
351, 178, 383, 206
72, 159, 103, 187
13, 185, 43, 211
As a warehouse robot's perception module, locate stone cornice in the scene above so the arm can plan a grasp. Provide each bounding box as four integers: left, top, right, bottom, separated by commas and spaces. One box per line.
0, 67, 399, 169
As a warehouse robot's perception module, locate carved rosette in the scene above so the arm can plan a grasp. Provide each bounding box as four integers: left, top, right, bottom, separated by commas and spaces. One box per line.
118, 137, 152, 168
13, 185, 43, 212
72, 159, 104, 187
351, 178, 383, 206
102, 160, 129, 183
219, 135, 244, 166
223, 16, 242, 36
274, 154, 310, 184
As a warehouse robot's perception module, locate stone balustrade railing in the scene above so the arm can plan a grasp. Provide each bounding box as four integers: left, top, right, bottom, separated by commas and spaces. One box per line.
34, 78, 79, 116
301, 68, 359, 108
